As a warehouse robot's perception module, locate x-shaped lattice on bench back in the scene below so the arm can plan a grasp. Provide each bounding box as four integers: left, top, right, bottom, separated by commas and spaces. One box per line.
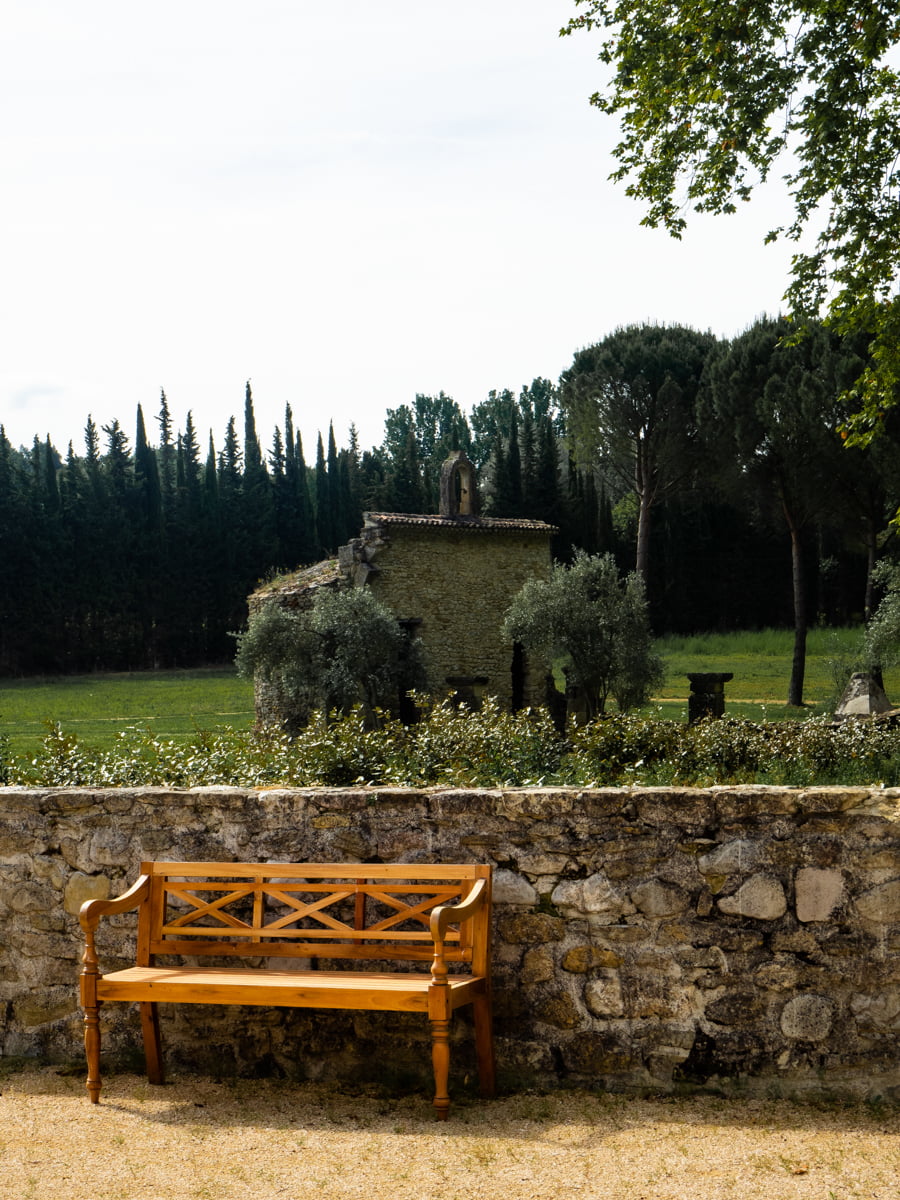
142, 861, 488, 964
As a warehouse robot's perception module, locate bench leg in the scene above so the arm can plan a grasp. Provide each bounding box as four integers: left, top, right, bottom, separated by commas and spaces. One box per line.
430, 1018, 451, 1121
472, 992, 496, 1098
83, 1001, 102, 1103
139, 1002, 165, 1085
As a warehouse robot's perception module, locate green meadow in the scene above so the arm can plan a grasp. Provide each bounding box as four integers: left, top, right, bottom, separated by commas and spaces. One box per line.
0, 626, 892, 759
647, 625, 894, 721
0, 668, 255, 758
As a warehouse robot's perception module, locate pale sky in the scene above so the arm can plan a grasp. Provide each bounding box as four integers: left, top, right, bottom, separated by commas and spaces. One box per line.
1, 1, 794, 460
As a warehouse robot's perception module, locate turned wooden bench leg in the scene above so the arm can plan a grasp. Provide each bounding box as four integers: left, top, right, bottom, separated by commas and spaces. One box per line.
139, 1002, 165, 1085
430, 1018, 451, 1121
83, 1001, 102, 1103
472, 992, 496, 1098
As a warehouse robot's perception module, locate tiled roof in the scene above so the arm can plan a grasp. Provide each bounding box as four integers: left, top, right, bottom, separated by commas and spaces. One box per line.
364, 512, 557, 533
251, 559, 342, 598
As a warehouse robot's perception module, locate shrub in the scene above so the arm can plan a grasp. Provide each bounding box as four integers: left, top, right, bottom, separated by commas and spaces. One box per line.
6, 705, 900, 789
864, 560, 900, 674
235, 587, 425, 728
502, 551, 663, 718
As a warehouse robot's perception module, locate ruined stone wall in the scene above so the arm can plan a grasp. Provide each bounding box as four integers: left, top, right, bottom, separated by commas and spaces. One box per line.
2, 785, 899, 1102
364, 525, 552, 709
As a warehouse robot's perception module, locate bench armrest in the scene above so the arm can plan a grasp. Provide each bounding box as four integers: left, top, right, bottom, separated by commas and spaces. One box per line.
429, 877, 487, 944
80, 874, 151, 936
80, 874, 152, 1002
429, 878, 488, 985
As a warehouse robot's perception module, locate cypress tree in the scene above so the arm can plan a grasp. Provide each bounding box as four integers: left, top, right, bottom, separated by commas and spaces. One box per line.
157, 389, 176, 507
181, 412, 202, 507
315, 433, 332, 554
43, 437, 60, 515
327, 423, 343, 539
204, 433, 218, 506
507, 406, 523, 516
488, 433, 510, 515
241, 382, 277, 568
243, 381, 265, 483
338, 450, 354, 542
390, 428, 425, 513
134, 405, 162, 531
534, 415, 560, 523
519, 404, 536, 505
295, 430, 317, 563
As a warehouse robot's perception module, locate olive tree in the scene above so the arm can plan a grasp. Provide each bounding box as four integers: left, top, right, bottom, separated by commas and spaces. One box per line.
502, 551, 662, 719
236, 586, 423, 726
863, 561, 900, 676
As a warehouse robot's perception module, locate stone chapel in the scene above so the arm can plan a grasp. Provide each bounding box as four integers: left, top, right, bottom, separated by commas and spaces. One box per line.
249, 451, 557, 723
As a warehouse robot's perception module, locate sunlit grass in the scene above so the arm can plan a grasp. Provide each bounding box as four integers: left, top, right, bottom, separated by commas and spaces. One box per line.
648, 625, 894, 720
0, 668, 254, 757
0, 626, 895, 761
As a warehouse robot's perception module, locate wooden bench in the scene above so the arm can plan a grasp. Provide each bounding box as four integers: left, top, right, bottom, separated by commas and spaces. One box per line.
79, 861, 494, 1119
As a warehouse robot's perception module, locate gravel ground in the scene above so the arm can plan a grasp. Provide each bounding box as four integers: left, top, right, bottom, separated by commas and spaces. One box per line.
2, 1066, 898, 1200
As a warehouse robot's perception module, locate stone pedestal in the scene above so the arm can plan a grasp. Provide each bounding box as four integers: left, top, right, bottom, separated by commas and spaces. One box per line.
834, 672, 893, 719
687, 672, 733, 723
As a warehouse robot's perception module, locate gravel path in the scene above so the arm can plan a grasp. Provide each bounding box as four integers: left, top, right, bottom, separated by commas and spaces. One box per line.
2, 1067, 898, 1199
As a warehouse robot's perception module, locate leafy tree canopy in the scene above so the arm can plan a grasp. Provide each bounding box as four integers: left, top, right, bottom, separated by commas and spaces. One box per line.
863, 560, 900, 673
562, 2, 900, 434
502, 551, 662, 718
235, 587, 423, 725
560, 323, 717, 577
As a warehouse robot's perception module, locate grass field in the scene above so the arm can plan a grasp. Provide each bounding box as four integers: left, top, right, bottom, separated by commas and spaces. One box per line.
0, 627, 894, 758
0, 667, 255, 758
646, 625, 898, 721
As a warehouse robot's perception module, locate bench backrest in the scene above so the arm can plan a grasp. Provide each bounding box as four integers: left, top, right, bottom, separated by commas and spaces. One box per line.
136, 862, 491, 973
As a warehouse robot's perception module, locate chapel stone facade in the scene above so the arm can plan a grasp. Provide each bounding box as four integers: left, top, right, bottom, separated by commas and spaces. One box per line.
249, 451, 556, 724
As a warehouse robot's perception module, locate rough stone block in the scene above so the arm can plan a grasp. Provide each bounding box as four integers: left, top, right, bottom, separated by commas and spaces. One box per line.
717, 875, 787, 920
561, 945, 623, 973
855, 878, 900, 924
551, 873, 632, 923
795, 867, 844, 923
698, 838, 760, 877
492, 869, 537, 906
63, 871, 111, 916
536, 990, 582, 1029
780, 994, 834, 1041
584, 972, 625, 1018
498, 912, 565, 944
630, 879, 690, 918
521, 946, 555, 986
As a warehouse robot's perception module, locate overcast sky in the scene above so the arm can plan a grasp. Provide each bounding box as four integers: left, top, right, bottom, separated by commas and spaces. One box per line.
1, 1, 793, 460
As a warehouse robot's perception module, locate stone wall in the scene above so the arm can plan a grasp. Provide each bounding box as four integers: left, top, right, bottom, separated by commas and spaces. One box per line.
2, 785, 899, 1101
359, 519, 552, 709
253, 515, 555, 723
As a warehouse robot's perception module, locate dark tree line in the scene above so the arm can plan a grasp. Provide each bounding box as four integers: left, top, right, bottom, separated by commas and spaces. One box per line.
2, 319, 898, 681
0, 386, 356, 674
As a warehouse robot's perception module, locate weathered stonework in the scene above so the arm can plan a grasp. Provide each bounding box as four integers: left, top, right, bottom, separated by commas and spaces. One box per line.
353, 515, 555, 710
249, 453, 557, 724
2, 784, 900, 1102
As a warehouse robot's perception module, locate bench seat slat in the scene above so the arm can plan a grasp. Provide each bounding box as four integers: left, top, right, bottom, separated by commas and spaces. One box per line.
149, 939, 468, 961
97, 966, 485, 1013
